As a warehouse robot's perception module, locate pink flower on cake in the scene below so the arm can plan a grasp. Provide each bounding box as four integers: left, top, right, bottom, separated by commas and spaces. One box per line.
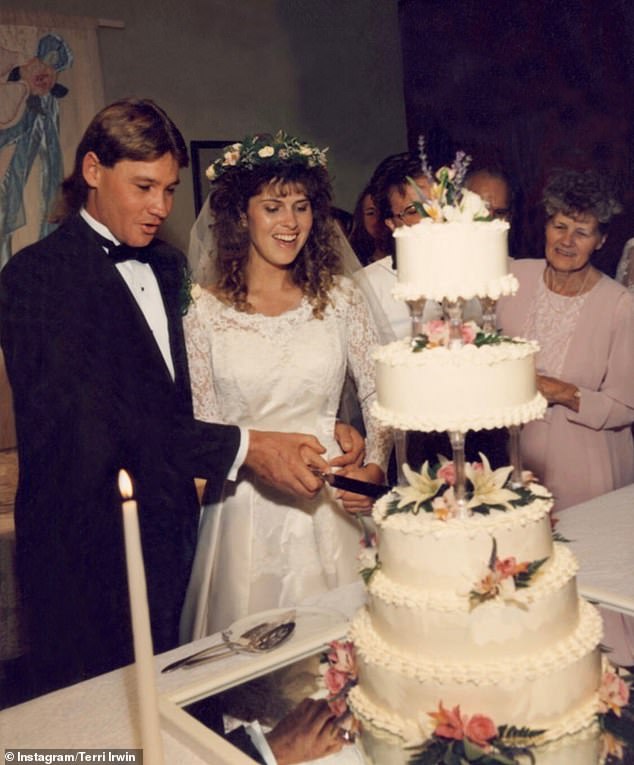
436, 457, 456, 486
327, 640, 357, 675
322, 640, 359, 725
421, 319, 449, 347
495, 556, 528, 578
460, 320, 478, 345
470, 538, 546, 608
324, 667, 349, 696
599, 670, 630, 716
429, 703, 498, 751
429, 702, 465, 740
463, 714, 497, 749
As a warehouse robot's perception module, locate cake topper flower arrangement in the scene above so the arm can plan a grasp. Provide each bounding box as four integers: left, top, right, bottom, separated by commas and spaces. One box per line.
205, 131, 328, 181
408, 136, 491, 223
384, 454, 546, 519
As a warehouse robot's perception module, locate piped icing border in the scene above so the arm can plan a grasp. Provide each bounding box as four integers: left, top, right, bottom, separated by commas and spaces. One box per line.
349, 683, 601, 752
374, 337, 541, 366
372, 486, 553, 533
349, 598, 602, 686
372, 394, 547, 432
391, 274, 519, 304
368, 542, 577, 612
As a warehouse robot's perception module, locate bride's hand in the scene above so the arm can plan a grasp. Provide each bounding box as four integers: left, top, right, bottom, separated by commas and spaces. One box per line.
330, 421, 365, 469
335, 463, 385, 512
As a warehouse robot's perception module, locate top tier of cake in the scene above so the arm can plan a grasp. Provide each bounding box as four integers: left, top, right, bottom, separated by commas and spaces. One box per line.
391, 218, 517, 303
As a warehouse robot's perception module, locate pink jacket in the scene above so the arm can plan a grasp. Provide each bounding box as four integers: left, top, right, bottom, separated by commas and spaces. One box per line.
497, 258, 634, 511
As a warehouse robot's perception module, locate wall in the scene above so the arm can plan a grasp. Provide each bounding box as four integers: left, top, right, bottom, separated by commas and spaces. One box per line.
8, 0, 407, 251
399, 0, 634, 273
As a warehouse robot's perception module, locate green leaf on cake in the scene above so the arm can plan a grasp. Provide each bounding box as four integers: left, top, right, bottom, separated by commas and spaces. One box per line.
513, 558, 548, 588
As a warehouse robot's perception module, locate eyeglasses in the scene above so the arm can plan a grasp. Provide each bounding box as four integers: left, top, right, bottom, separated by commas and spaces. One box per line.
490, 207, 511, 220
393, 203, 423, 224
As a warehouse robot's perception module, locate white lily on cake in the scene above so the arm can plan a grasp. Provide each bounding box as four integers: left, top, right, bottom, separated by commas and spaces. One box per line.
394, 462, 443, 513
466, 453, 520, 511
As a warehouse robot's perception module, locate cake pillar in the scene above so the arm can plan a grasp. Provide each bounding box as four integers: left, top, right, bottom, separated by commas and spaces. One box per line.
449, 430, 470, 519
509, 425, 523, 487
407, 298, 426, 340
443, 299, 465, 349
481, 297, 497, 333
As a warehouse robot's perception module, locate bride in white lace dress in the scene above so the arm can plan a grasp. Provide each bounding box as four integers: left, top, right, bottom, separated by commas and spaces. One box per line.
180, 133, 392, 640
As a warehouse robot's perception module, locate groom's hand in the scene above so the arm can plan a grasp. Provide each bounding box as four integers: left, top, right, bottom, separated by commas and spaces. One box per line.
245, 430, 328, 498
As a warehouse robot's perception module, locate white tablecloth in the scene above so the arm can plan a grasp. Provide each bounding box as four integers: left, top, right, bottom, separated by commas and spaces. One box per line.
0, 583, 366, 762
557, 483, 634, 667
2, 485, 632, 757
556, 483, 634, 615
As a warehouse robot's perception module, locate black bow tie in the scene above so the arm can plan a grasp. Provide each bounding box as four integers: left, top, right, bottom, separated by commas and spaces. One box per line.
107, 243, 153, 264
93, 231, 153, 264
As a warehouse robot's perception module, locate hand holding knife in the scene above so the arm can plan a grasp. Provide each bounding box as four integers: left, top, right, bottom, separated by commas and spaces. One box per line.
309, 467, 392, 499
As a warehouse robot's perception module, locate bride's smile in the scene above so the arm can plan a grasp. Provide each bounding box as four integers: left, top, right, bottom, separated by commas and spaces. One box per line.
246, 181, 313, 269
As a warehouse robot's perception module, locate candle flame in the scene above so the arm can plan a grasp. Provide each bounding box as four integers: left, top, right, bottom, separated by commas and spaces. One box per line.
118, 469, 134, 499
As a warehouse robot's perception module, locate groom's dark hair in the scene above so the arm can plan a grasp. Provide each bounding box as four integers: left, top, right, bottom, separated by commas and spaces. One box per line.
53, 98, 188, 221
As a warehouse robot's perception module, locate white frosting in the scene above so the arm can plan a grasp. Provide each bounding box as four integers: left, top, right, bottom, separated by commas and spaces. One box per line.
367, 544, 580, 660
353, 694, 602, 765
352, 216, 604, 763
373, 338, 547, 432
373, 487, 554, 589
350, 599, 602, 733
391, 218, 516, 302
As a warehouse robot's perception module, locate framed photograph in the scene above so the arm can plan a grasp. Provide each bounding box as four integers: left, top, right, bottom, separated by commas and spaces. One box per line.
190, 140, 235, 215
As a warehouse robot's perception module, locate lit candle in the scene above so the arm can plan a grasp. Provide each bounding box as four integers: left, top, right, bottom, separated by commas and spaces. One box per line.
118, 469, 165, 764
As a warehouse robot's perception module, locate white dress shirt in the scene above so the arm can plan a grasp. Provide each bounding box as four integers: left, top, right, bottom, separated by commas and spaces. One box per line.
80, 208, 247, 478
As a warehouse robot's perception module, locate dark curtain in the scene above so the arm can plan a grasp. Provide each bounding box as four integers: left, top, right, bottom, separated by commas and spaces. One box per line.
398, 0, 634, 274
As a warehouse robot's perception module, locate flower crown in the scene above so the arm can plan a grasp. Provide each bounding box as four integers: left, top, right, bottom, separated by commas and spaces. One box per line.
205, 131, 328, 182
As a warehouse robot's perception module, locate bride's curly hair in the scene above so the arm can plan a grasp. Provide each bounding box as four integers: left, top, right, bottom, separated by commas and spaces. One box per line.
208, 162, 343, 318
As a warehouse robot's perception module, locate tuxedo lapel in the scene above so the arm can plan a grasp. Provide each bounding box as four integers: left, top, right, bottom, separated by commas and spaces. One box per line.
148, 250, 193, 407
71, 218, 183, 392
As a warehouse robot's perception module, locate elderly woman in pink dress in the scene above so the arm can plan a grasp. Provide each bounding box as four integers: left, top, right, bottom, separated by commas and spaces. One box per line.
497, 169, 634, 513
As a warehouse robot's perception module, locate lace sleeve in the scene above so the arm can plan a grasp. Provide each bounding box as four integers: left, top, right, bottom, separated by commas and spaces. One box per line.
341, 280, 394, 471
182, 292, 223, 424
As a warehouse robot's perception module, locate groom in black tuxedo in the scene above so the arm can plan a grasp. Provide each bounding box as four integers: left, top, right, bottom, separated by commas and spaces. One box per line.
0, 99, 360, 699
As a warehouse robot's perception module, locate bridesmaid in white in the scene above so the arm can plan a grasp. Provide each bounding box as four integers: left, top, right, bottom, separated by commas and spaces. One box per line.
180, 132, 392, 640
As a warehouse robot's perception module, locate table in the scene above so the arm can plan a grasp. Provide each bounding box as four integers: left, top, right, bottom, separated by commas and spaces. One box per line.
0, 584, 365, 762
1, 487, 632, 759
557, 483, 634, 667
556, 483, 634, 616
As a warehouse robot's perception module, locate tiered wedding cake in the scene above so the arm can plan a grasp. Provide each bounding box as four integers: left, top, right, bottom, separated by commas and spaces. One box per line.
347, 157, 605, 764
